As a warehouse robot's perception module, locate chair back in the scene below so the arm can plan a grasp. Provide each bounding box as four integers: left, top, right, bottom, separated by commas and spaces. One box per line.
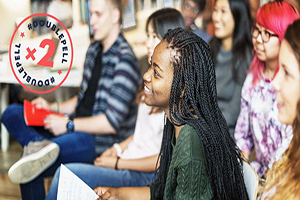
243, 161, 259, 200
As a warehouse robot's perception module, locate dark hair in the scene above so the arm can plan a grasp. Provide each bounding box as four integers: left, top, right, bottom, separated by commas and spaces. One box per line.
209, 0, 252, 84
146, 8, 185, 39
152, 28, 249, 200
182, 0, 207, 12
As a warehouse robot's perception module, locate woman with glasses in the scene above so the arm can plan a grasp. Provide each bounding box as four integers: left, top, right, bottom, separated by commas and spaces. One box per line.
235, 1, 299, 178
209, 0, 252, 138
181, 0, 211, 43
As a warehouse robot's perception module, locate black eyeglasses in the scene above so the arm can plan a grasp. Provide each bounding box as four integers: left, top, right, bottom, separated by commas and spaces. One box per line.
251, 26, 279, 43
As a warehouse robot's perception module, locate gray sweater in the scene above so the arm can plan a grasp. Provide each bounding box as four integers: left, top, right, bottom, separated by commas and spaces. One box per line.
215, 47, 251, 138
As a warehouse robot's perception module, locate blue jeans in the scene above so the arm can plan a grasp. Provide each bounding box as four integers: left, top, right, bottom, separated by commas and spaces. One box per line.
1, 104, 120, 200
46, 163, 155, 199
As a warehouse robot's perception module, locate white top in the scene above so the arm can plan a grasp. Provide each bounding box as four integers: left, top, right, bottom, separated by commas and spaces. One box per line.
121, 103, 164, 159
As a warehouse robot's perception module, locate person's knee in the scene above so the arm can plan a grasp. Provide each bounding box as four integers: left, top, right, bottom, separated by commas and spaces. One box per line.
1, 104, 23, 124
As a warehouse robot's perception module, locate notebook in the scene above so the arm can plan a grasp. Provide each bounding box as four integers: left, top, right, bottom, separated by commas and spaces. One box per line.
24, 99, 64, 126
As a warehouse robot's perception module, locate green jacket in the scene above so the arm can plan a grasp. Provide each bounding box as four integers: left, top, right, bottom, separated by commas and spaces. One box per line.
151, 125, 213, 200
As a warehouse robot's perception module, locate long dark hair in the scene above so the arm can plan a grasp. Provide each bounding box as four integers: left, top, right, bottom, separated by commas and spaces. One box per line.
209, 0, 252, 84
152, 28, 249, 200
145, 8, 185, 40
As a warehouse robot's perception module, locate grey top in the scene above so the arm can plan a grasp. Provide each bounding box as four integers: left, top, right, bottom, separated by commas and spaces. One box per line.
215, 47, 250, 137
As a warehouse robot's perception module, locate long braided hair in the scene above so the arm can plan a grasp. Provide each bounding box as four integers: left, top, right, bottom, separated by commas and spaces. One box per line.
152, 28, 249, 200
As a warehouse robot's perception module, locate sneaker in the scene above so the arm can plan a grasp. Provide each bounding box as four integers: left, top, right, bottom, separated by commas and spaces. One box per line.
8, 140, 60, 184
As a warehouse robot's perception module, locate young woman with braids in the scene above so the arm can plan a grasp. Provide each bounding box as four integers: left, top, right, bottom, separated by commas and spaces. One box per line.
210, 0, 252, 138
234, 1, 299, 178
260, 19, 300, 200
45, 8, 186, 199
95, 28, 249, 200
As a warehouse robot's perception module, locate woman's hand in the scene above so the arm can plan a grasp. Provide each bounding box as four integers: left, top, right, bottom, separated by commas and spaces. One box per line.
101, 147, 118, 158
94, 187, 119, 200
94, 154, 118, 168
241, 150, 250, 161
95, 186, 150, 200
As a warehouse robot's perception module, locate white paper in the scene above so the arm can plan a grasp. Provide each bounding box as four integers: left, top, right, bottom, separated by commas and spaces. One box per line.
57, 164, 99, 200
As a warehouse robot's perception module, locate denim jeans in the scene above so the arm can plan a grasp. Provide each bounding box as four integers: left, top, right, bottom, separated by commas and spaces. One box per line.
1, 104, 120, 200
46, 163, 155, 199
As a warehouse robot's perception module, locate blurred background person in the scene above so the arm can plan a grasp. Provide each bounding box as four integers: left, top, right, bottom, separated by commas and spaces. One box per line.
209, 0, 252, 138
181, 0, 212, 42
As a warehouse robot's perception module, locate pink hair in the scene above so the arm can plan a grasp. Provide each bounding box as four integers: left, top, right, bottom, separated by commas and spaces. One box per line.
248, 1, 299, 87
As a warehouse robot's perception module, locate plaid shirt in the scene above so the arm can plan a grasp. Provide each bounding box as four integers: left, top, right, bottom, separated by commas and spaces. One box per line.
76, 33, 141, 151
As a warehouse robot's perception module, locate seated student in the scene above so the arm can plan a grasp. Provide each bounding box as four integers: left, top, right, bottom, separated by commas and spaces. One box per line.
209, 0, 252, 138
95, 28, 249, 200
181, 0, 211, 42
260, 19, 300, 200
235, 1, 299, 178
45, 8, 186, 199
1, 0, 140, 199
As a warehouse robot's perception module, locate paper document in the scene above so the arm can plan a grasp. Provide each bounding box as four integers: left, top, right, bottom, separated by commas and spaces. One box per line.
57, 164, 99, 200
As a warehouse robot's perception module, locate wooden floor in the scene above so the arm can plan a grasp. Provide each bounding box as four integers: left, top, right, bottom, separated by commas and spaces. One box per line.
0, 139, 22, 200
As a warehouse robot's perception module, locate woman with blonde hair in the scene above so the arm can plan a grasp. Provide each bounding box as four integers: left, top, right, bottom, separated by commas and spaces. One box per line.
261, 19, 300, 200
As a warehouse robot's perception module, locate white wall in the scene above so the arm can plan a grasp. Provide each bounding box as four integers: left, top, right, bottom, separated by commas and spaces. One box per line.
0, 0, 31, 50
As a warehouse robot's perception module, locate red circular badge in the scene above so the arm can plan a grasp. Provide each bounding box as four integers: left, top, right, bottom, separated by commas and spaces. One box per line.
9, 13, 74, 94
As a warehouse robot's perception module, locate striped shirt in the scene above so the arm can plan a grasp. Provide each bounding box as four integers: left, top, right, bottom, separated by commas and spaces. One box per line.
76, 33, 141, 153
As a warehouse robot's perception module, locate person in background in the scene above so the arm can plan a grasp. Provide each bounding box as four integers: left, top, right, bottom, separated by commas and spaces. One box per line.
1, 0, 140, 199
95, 28, 249, 200
44, 8, 185, 199
181, 0, 212, 42
235, 1, 299, 178
260, 18, 300, 200
209, 0, 252, 138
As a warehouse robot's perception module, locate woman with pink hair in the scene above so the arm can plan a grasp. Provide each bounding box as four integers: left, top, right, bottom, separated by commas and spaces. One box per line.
234, 1, 299, 178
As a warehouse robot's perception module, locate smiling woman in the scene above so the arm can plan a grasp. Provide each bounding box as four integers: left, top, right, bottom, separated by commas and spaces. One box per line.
95, 28, 249, 200
272, 39, 300, 125
143, 41, 173, 110
260, 19, 300, 200
209, 0, 252, 137
234, 1, 299, 178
